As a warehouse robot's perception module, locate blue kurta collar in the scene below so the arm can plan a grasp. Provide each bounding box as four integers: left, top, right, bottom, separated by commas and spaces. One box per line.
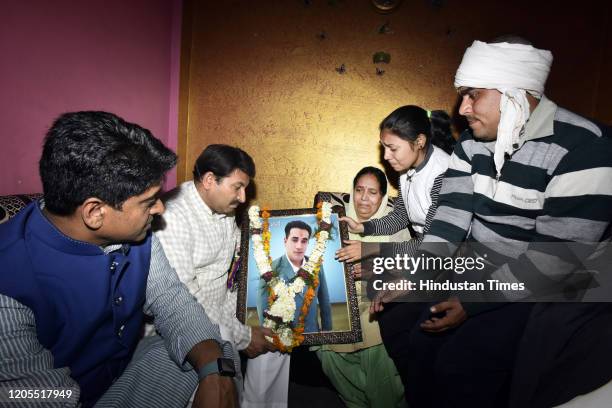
32, 201, 131, 256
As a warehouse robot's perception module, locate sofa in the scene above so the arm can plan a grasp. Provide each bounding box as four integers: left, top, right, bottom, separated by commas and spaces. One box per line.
0, 193, 42, 224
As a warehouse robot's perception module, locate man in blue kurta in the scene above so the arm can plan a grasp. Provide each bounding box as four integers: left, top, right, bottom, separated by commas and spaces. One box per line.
0, 111, 238, 407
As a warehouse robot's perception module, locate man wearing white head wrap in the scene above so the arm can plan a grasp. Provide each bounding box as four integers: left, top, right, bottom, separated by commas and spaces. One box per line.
388, 37, 612, 408
455, 40, 553, 179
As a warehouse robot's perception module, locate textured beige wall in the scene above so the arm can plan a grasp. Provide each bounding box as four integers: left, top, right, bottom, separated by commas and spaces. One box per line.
179, 0, 611, 208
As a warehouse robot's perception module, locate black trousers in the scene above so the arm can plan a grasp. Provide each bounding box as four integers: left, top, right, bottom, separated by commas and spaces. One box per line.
377, 301, 426, 386
378, 302, 533, 408
510, 303, 612, 408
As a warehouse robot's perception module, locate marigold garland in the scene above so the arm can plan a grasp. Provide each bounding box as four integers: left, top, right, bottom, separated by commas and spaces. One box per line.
248, 202, 332, 352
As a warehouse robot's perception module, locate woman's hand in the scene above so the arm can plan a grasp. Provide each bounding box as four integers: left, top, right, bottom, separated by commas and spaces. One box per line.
336, 240, 362, 263
339, 216, 364, 234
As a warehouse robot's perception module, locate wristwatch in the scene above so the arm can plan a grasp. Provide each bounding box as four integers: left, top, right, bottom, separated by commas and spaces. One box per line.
197, 358, 236, 381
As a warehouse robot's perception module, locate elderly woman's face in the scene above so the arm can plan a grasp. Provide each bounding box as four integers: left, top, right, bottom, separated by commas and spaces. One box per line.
353, 173, 383, 221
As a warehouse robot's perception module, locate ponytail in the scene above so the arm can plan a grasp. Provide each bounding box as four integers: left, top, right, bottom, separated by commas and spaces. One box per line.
380, 106, 456, 155
429, 110, 456, 155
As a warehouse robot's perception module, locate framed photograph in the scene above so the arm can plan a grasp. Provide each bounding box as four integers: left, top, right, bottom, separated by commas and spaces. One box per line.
236, 207, 362, 346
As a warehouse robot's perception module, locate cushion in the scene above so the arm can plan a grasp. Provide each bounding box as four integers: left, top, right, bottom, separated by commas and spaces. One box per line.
0, 194, 43, 224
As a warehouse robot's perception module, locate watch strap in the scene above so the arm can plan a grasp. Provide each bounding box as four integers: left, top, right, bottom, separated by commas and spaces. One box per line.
197, 360, 220, 381
197, 358, 236, 381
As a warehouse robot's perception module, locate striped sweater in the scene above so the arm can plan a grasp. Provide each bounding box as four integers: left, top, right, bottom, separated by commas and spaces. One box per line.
422, 96, 612, 308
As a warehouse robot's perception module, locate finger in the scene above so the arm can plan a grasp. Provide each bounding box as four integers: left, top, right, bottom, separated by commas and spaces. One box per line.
339, 217, 356, 227
265, 341, 278, 351
420, 315, 453, 331
422, 324, 450, 333
337, 246, 354, 256
377, 293, 389, 312
339, 256, 356, 263
430, 315, 453, 327
370, 295, 384, 313
336, 247, 355, 257
371, 301, 384, 313
260, 327, 275, 337
422, 325, 450, 333
429, 300, 454, 314
337, 248, 357, 262
421, 320, 440, 330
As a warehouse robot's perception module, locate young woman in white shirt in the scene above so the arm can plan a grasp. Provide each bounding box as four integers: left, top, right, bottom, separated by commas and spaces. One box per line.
336, 105, 456, 395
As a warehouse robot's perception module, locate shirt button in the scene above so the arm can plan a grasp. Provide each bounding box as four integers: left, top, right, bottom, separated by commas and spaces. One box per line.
117, 324, 125, 338
114, 296, 123, 306
110, 262, 118, 271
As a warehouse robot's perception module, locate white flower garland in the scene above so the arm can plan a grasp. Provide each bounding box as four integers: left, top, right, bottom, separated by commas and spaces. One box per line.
249, 203, 332, 348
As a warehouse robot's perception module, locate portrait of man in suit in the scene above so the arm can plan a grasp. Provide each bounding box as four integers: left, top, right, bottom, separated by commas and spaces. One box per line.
257, 220, 332, 332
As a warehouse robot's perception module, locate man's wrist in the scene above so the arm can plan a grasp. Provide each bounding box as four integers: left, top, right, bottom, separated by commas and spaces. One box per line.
187, 339, 224, 374
197, 358, 236, 381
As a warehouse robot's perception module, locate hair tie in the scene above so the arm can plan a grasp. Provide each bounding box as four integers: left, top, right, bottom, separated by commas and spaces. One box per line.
426, 110, 432, 118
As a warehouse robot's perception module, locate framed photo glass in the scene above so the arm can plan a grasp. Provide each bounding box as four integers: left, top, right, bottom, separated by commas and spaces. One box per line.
237, 207, 362, 346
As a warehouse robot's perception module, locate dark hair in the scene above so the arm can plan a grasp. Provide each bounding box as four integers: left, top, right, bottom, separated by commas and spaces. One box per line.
40, 111, 177, 215
490, 35, 533, 45
284, 220, 312, 238
353, 166, 387, 196
193, 144, 255, 182
379, 105, 456, 154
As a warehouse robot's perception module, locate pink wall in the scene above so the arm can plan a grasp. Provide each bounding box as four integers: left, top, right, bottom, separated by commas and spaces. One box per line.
0, 0, 182, 195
